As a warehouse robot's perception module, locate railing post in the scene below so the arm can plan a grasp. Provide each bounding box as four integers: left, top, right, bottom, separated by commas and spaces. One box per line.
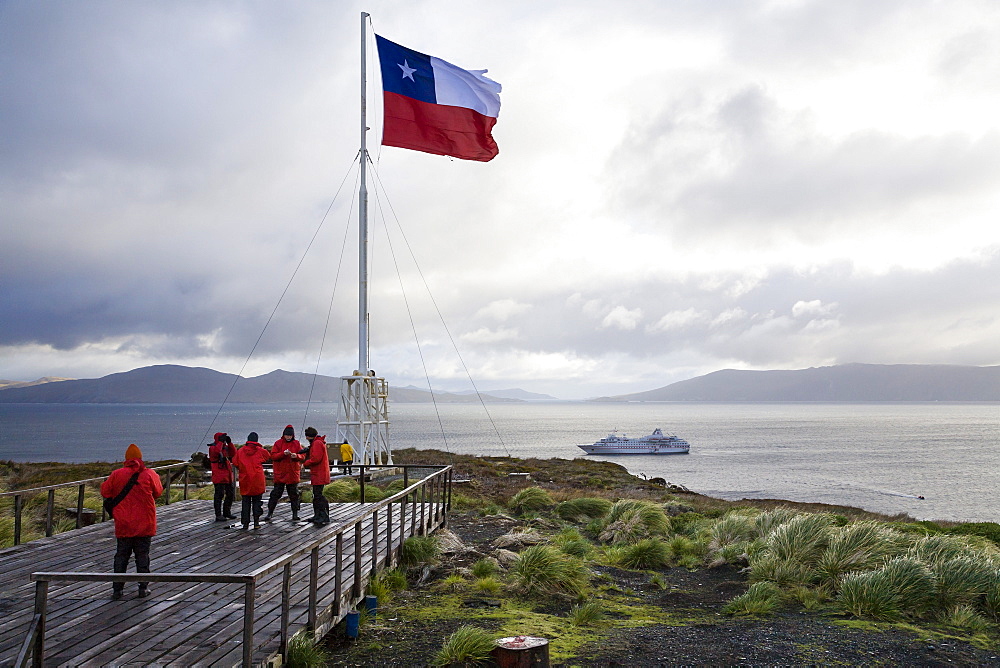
419, 481, 426, 536
163, 471, 170, 505
370, 508, 379, 578
403, 466, 409, 493
386, 500, 393, 568
45, 490, 54, 537
410, 488, 417, 538
75, 485, 85, 529
334, 532, 343, 618
183, 466, 189, 500
359, 465, 366, 503
352, 520, 363, 599
447, 468, 453, 512
32, 579, 47, 668
14, 494, 22, 546
279, 563, 291, 661
308, 546, 319, 631
242, 580, 256, 668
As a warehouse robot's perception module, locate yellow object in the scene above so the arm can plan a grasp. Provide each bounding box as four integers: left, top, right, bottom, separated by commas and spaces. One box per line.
339, 441, 354, 461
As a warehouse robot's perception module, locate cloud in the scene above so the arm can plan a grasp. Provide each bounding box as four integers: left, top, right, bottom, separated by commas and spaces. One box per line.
2, 1, 1000, 400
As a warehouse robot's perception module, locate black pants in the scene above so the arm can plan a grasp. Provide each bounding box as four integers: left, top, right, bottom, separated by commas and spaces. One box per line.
267, 483, 300, 517
113, 536, 151, 593
311, 484, 330, 524
213, 482, 234, 518
241, 494, 263, 527
341, 459, 353, 475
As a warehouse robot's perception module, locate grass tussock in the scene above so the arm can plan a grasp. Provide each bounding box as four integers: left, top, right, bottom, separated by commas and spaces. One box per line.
568, 600, 605, 626
556, 497, 612, 523
606, 538, 671, 570
509, 487, 554, 515
286, 632, 332, 668
596, 500, 671, 545
509, 544, 589, 598
722, 581, 782, 616
401, 535, 440, 567
431, 625, 497, 666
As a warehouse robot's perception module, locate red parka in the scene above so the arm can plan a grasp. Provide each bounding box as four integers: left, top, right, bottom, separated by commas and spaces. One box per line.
209, 432, 236, 484
303, 435, 330, 485
233, 441, 271, 496
272, 433, 305, 484
100, 459, 163, 538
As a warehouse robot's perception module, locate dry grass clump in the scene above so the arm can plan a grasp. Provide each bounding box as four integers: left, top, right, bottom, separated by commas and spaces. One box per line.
508, 487, 554, 515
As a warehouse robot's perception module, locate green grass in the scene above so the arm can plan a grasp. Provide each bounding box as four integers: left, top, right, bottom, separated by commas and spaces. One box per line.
597, 500, 671, 544
401, 535, 440, 567
723, 581, 782, 616
556, 497, 612, 522
508, 487, 554, 515
509, 544, 589, 598
286, 632, 332, 668
568, 600, 605, 626
606, 538, 671, 569
471, 558, 500, 578
431, 625, 497, 666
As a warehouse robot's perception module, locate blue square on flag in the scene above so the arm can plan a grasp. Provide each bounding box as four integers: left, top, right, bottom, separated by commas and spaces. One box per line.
376, 37, 436, 104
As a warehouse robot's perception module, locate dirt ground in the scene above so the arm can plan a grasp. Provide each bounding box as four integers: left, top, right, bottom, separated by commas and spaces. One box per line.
325, 511, 1000, 667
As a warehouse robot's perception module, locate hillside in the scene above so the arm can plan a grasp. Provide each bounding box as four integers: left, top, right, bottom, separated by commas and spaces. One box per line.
0, 365, 519, 404
593, 363, 1000, 402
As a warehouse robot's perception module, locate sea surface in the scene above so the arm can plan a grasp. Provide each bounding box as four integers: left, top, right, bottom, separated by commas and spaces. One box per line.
0, 402, 997, 523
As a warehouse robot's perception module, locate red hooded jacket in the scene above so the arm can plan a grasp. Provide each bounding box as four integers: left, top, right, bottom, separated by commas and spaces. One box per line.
303, 435, 330, 485
272, 429, 305, 484
233, 441, 271, 496
100, 459, 163, 538
209, 433, 236, 484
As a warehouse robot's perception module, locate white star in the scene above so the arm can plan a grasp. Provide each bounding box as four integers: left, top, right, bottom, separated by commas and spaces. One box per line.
398, 59, 416, 81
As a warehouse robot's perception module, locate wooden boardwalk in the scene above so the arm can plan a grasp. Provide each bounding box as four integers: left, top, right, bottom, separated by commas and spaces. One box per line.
0, 491, 446, 667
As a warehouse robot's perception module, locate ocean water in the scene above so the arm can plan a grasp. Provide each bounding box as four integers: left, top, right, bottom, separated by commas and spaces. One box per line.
0, 401, 997, 523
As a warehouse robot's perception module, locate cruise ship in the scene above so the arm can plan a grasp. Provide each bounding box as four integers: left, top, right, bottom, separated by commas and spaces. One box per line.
577, 428, 690, 455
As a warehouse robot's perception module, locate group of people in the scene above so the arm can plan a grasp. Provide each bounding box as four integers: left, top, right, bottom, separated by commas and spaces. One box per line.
207, 426, 356, 530
99, 427, 357, 600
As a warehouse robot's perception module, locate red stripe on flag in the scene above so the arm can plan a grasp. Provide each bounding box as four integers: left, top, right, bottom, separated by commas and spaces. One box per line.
382, 92, 499, 162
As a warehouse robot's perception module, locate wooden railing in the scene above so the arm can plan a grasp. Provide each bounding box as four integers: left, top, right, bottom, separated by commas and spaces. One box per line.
17, 464, 452, 668
0, 462, 192, 545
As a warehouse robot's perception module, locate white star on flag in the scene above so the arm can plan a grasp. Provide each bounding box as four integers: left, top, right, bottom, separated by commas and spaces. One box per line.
398, 60, 416, 81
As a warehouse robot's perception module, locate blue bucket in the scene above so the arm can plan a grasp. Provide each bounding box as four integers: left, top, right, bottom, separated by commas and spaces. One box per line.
345, 610, 360, 638
364, 595, 377, 619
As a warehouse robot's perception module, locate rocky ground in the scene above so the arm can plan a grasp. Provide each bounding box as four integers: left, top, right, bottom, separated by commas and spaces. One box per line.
324, 510, 1000, 667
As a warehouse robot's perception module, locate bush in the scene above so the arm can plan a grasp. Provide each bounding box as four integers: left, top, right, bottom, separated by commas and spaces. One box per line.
938, 604, 992, 633
709, 513, 757, 550
749, 555, 815, 588
947, 522, 1000, 548
432, 625, 497, 666
510, 544, 589, 598
509, 487, 554, 515
723, 581, 782, 616
752, 507, 798, 537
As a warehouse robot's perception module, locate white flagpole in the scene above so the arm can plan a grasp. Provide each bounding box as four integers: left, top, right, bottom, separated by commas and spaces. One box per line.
359, 11, 370, 374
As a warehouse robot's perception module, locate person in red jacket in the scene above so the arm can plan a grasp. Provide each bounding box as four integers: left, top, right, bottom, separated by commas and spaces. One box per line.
208, 432, 237, 522
100, 443, 164, 600
266, 425, 305, 521
302, 427, 330, 525
232, 432, 271, 529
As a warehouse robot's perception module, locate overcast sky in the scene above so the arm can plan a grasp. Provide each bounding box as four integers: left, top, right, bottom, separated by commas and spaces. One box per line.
3, 0, 1000, 400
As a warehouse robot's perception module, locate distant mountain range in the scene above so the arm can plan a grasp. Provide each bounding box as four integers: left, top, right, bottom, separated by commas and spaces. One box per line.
3, 363, 999, 403
0, 365, 523, 404
593, 363, 1000, 402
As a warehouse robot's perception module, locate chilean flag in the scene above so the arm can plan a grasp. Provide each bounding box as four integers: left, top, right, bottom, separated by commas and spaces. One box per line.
375, 35, 501, 162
